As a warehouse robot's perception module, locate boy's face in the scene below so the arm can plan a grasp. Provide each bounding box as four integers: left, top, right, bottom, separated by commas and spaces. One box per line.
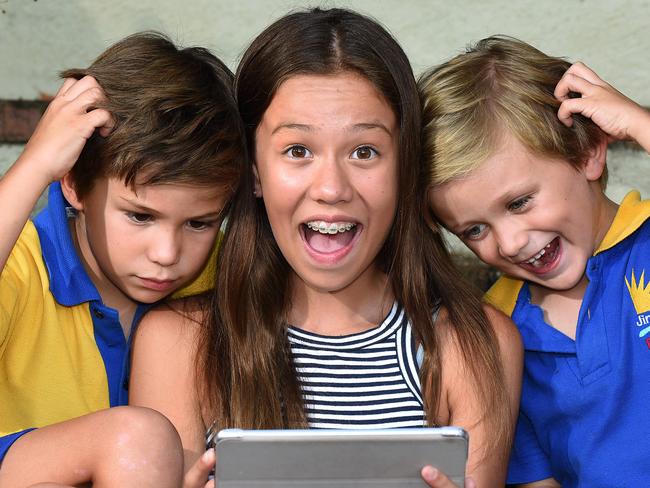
68, 176, 225, 307
429, 135, 613, 291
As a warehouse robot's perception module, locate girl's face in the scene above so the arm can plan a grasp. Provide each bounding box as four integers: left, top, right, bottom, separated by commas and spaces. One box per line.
254, 72, 399, 297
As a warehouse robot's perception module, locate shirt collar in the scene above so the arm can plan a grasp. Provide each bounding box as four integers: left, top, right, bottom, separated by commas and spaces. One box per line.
595, 190, 650, 255
33, 182, 100, 306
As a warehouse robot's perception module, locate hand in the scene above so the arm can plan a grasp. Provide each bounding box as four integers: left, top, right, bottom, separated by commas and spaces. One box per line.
182, 448, 216, 488
554, 62, 650, 144
17, 75, 114, 184
421, 466, 476, 488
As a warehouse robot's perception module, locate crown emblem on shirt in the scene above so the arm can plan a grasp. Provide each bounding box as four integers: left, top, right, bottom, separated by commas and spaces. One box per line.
626, 270, 650, 315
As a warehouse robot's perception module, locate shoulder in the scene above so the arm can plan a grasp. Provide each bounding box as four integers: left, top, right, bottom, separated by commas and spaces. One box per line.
133, 297, 207, 358
483, 304, 524, 365
1, 222, 48, 320
434, 304, 522, 362
4, 221, 44, 275
129, 297, 208, 405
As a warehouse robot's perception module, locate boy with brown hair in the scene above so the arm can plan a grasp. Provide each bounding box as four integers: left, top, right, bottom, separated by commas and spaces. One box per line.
0, 32, 244, 486
420, 36, 650, 487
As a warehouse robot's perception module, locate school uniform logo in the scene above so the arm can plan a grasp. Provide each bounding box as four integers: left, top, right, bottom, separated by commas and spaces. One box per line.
625, 270, 650, 346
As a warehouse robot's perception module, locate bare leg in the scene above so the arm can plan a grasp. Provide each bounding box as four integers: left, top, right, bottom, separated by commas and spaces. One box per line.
0, 406, 183, 488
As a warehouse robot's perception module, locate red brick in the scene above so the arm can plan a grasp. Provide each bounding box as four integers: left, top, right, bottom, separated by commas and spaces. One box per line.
0, 100, 48, 143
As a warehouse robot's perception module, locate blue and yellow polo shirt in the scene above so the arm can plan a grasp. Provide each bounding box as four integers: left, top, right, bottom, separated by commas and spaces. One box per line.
487, 191, 650, 488
0, 182, 216, 460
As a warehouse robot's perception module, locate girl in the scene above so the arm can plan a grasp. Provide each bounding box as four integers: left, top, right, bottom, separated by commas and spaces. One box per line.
130, 9, 522, 488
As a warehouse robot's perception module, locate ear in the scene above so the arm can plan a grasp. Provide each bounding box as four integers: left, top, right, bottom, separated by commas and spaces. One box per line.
583, 136, 608, 182
252, 164, 262, 198
60, 172, 84, 211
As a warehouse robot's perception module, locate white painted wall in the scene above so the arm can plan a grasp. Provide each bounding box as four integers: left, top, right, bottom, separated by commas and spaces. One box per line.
2, 0, 649, 102
2, 0, 649, 255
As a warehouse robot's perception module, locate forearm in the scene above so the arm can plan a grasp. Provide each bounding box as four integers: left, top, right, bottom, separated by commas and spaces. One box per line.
515, 478, 561, 488
627, 105, 650, 154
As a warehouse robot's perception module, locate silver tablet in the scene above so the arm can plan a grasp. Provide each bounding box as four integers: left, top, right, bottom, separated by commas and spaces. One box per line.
215, 427, 468, 487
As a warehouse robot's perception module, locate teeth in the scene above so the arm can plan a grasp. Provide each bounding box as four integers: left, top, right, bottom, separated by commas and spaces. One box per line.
525, 242, 553, 265
306, 221, 356, 234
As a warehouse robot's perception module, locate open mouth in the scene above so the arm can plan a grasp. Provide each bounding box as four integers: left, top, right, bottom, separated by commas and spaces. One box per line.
302, 220, 360, 256
519, 236, 561, 273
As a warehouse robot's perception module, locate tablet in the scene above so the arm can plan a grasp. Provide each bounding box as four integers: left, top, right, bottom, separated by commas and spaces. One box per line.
215, 427, 468, 487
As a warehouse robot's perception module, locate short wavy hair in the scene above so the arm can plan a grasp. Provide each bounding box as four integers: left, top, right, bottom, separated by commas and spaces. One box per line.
62, 31, 244, 200
419, 35, 606, 187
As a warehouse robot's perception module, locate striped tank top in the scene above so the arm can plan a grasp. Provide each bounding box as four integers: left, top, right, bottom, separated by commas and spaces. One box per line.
287, 302, 426, 429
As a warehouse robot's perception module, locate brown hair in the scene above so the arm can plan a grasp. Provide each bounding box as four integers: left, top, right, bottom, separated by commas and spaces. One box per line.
61, 31, 244, 200
419, 35, 606, 187
198, 8, 510, 455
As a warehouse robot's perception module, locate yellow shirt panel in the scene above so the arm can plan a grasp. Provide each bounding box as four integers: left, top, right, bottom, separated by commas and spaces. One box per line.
0, 222, 109, 435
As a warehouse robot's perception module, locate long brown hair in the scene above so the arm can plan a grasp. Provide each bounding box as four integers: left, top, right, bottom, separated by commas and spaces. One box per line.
198, 8, 510, 452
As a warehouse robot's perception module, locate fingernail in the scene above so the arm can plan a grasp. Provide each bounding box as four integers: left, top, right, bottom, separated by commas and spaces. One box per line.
423, 466, 439, 480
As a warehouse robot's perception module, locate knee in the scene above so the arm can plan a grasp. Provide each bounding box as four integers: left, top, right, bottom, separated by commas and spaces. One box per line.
101, 406, 183, 477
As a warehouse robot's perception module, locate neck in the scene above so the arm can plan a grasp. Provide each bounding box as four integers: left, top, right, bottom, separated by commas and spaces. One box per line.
592, 186, 619, 251
288, 267, 394, 336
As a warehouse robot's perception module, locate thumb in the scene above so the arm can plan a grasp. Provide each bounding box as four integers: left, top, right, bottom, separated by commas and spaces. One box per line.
183, 448, 216, 488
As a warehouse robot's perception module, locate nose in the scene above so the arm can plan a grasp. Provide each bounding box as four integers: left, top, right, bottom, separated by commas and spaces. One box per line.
308, 155, 353, 204
494, 221, 528, 260
147, 227, 182, 267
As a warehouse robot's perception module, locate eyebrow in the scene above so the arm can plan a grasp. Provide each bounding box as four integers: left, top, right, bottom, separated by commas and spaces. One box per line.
271, 122, 393, 136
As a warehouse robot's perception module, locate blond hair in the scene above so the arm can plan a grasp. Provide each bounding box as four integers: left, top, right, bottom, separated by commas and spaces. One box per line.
419, 35, 606, 187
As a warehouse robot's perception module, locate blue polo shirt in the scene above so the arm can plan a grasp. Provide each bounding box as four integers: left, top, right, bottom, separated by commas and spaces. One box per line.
487, 191, 650, 487
0, 182, 215, 460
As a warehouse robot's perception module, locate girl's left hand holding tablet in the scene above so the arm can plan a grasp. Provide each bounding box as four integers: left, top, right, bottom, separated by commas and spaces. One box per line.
421, 466, 476, 488
182, 448, 215, 488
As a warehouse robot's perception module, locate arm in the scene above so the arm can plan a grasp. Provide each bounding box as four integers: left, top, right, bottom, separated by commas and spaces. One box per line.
554, 62, 650, 153
0, 76, 112, 272
515, 479, 561, 488
129, 300, 213, 487
428, 305, 523, 487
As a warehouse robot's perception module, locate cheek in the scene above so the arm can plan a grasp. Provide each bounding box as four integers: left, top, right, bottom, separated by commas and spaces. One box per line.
467, 240, 499, 264
184, 232, 220, 268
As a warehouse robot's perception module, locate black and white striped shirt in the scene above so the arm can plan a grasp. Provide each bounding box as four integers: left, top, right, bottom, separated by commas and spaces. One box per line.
287, 302, 426, 429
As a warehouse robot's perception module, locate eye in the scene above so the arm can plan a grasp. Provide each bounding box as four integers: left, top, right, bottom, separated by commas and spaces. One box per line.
350, 146, 378, 160
462, 223, 487, 241
127, 212, 152, 224
187, 220, 213, 231
507, 195, 532, 212
284, 145, 312, 159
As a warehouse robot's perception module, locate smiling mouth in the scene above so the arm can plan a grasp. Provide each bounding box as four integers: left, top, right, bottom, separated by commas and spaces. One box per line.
302, 220, 359, 254
519, 237, 560, 272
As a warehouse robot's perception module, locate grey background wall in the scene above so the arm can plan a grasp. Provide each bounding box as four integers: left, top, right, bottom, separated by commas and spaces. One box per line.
2, 0, 649, 272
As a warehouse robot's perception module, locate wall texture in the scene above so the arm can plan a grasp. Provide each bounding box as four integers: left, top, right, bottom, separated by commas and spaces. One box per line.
2, 0, 649, 279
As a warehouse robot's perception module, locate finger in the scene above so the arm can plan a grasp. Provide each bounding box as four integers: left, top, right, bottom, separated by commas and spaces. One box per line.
565, 61, 604, 86
557, 97, 589, 127
61, 75, 101, 101
183, 449, 215, 488
464, 476, 477, 488
73, 86, 108, 113
84, 109, 115, 138
56, 78, 78, 98
554, 72, 594, 101
421, 466, 458, 487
